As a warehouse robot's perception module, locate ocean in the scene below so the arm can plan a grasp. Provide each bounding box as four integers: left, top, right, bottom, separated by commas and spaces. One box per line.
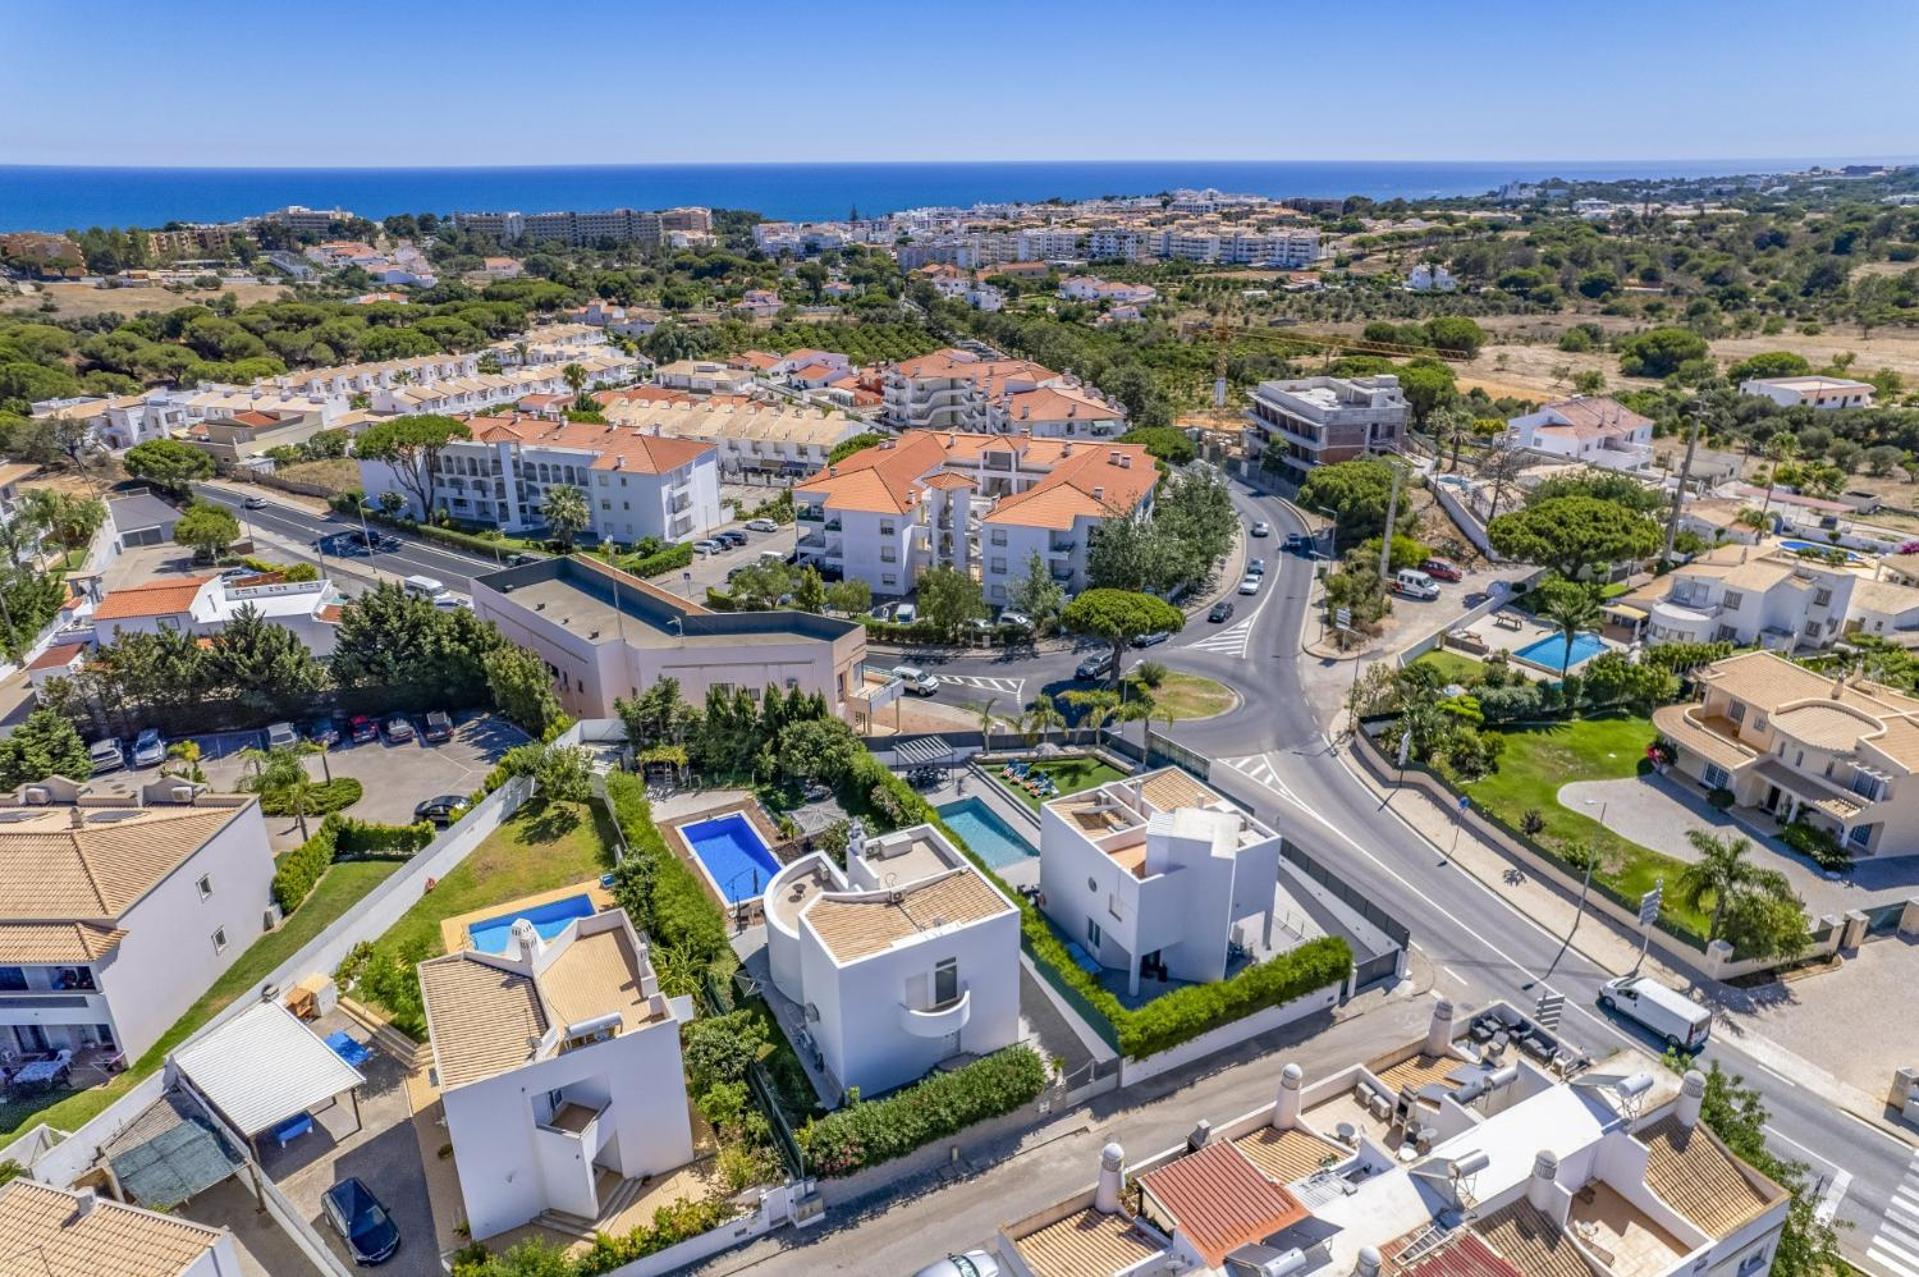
0, 159, 1846, 233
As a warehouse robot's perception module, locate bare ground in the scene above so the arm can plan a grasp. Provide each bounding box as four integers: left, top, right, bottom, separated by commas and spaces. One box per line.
3, 281, 290, 319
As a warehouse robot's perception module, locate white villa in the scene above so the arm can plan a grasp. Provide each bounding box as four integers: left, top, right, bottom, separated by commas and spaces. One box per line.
1504, 397, 1654, 472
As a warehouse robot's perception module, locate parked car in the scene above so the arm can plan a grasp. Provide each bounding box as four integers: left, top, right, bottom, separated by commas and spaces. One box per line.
374, 534, 401, 553
891, 665, 940, 696
422, 711, 454, 743
692, 539, 724, 555
913, 1252, 1000, 1277
744, 518, 779, 533
1598, 976, 1712, 1052
1209, 600, 1236, 623
1421, 557, 1463, 583
1247, 558, 1265, 576
998, 610, 1034, 633
243, 494, 267, 510
1250, 520, 1272, 538
1076, 651, 1115, 681
347, 715, 380, 745
1237, 575, 1262, 595
382, 715, 415, 743
413, 794, 467, 827
307, 717, 341, 747
218, 565, 257, 583
322, 1177, 401, 1267
131, 728, 166, 768
265, 721, 299, 750
504, 551, 537, 566
716, 530, 748, 548
1131, 630, 1171, 648
88, 738, 125, 774
1393, 568, 1440, 601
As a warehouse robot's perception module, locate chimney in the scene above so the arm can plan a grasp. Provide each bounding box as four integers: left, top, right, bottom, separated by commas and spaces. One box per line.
1427, 997, 1455, 1057
1356, 1248, 1383, 1277
1527, 1150, 1559, 1211
511, 918, 544, 966
1094, 1142, 1126, 1214
1676, 1069, 1706, 1130
69, 1189, 97, 1221
1273, 1062, 1304, 1130
1187, 1120, 1212, 1152
69, 807, 84, 829
1093, 486, 1105, 501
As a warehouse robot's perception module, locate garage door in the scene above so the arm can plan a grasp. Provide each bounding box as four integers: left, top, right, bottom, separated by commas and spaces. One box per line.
121, 527, 163, 547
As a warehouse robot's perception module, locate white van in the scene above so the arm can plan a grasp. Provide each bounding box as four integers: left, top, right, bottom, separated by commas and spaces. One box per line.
403, 575, 448, 602
1598, 975, 1712, 1052
891, 665, 940, 696
1394, 568, 1440, 601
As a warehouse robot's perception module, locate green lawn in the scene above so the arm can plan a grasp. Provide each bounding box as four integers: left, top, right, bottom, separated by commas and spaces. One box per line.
1413, 649, 1486, 685
0, 858, 403, 1143
1007, 757, 1127, 810
1461, 715, 1711, 941
350, 800, 617, 1038
1147, 672, 1237, 720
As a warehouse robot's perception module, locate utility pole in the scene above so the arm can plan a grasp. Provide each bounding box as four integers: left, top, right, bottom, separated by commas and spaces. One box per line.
1662, 407, 1704, 567
1377, 461, 1403, 583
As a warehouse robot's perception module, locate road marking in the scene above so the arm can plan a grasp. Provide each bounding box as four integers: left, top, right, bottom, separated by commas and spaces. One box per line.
1441, 966, 1465, 984
1755, 1061, 1800, 1089
1816, 1170, 1854, 1227
1837, 1107, 1919, 1151
935, 674, 1026, 699
1188, 616, 1257, 657
1220, 753, 1282, 789
1864, 1152, 1919, 1277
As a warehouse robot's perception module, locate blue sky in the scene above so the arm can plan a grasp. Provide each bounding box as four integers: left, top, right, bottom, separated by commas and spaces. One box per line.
7, 0, 1918, 167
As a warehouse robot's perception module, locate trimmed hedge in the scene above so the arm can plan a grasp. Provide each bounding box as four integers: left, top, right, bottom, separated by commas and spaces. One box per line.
625, 541, 694, 579
271, 826, 337, 914
797, 1046, 1047, 1176
333, 815, 435, 858
452, 1197, 738, 1277
270, 812, 435, 913
603, 772, 731, 966
260, 777, 362, 817
327, 496, 546, 560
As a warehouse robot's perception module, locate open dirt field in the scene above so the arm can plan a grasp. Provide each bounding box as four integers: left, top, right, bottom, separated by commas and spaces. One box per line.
3, 281, 290, 319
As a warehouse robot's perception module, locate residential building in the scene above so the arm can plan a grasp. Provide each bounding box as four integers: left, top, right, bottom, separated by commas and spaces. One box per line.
793, 430, 1155, 599
0, 1179, 242, 1275
1245, 375, 1409, 472
1407, 262, 1457, 292
477, 255, 523, 279
454, 211, 528, 241
0, 463, 37, 532
89, 574, 344, 654
1039, 768, 1282, 997
1739, 376, 1875, 411
368, 350, 636, 416
0, 776, 273, 1061
1000, 999, 1789, 1277
653, 359, 760, 396
1503, 397, 1655, 471
460, 206, 708, 248
471, 555, 870, 722
883, 348, 1125, 436
181, 407, 333, 467
105, 491, 182, 549
259, 204, 353, 233
1652, 649, 1919, 856
418, 907, 696, 1240
763, 820, 1019, 1098
1001, 386, 1128, 439
736, 288, 785, 317
1059, 276, 1157, 306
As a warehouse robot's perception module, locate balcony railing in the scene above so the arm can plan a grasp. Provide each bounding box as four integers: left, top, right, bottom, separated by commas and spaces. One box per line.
898, 987, 971, 1038
797, 505, 824, 522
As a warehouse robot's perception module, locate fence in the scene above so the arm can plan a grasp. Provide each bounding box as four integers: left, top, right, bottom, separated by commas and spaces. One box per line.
700, 971, 806, 1182
1278, 839, 1411, 993
1143, 728, 1211, 781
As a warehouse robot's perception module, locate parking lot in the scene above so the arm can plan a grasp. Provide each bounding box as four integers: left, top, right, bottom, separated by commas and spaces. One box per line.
682, 520, 799, 596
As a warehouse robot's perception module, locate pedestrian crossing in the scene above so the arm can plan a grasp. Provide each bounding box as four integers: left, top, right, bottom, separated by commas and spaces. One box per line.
1188, 616, 1256, 658
1221, 752, 1283, 789
935, 673, 1026, 700
1868, 1152, 1919, 1277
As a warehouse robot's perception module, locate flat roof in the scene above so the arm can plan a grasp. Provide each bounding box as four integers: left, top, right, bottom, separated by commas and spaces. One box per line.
172, 1001, 363, 1139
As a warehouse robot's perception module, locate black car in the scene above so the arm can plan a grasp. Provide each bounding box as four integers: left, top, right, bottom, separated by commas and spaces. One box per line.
323, 1177, 400, 1266
1075, 652, 1116, 681
421, 710, 454, 743
413, 794, 466, 827
307, 717, 341, 747
1209, 600, 1236, 623
505, 551, 537, 566
1130, 630, 1172, 649
716, 530, 748, 548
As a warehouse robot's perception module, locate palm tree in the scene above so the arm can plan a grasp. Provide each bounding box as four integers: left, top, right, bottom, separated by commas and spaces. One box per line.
1021, 696, 1065, 748
976, 697, 999, 748
1675, 830, 1779, 942
562, 362, 588, 399
163, 739, 205, 783
513, 340, 530, 366
541, 484, 590, 552
243, 744, 317, 839
1542, 583, 1605, 682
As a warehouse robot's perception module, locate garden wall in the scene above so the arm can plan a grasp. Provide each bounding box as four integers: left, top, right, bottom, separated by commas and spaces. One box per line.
1117, 981, 1342, 1087
592, 1186, 801, 1277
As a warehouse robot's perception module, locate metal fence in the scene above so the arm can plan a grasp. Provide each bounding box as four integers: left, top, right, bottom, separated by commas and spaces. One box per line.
1279, 838, 1410, 994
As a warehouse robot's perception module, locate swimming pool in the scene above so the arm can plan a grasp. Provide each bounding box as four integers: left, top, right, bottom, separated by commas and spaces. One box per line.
467, 894, 595, 954
937, 797, 1037, 869
1514, 631, 1607, 674
1779, 539, 1863, 562
679, 812, 783, 904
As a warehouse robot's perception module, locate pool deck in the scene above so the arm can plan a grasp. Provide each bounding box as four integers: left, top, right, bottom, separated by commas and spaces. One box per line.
437, 879, 616, 954
1442, 608, 1623, 678
662, 797, 793, 921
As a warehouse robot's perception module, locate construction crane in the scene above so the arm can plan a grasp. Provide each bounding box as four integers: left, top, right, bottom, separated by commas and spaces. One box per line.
1183, 318, 1470, 408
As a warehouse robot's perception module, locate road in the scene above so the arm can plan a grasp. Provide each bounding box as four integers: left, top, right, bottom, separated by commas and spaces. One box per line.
907, 478, 1915, 1276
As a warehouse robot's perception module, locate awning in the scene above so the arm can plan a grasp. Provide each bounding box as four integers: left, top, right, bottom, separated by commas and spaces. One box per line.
1604, 603, 1649, 620
894, 736, 953, 767
103, 1090, 245, 1210
172, 1002, 364, 1139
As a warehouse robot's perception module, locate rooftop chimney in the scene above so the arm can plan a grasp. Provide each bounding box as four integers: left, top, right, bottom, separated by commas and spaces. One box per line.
511, 917, 544, 966
1274, 1062, 1304, 1130
1356, 1248, 1383, 1277
1676, 1069, 1706, 1131
68, 1190, 97, 1222
1427, 997, 1455, 1057
1188, 1120, 1213, 1152
1095, 1142, 1126, 1214
1527, 1149, 1559, 1211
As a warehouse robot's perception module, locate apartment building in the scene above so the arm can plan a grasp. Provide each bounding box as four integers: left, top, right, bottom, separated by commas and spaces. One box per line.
466, 205, 711, 248
1246, 375, 1409, 472
144, 223, 250, 260
1503, 396, 1654, 471
454, 211, 527, 241
371, 349, 636, 416
884, 348, 1128, 437
0, 777, 274, 1061
600, 399, 868, 479
259, 204, 353, 232
1039, 768, 1283, 998
89, 574, 344, 655
1000, 999, 1789, 1277
1739, 376, 1875, 411
418, 907, 696, 1240
1652, 649, 1919, 856
793, 430, 1155, 599
182, 407, 333, 466
653, 359, 760, 396
1017, 227, 1087, 260
763, 820, 1019, 1099
471, 556, 870, 722
1614, 541, 1919, 652
0, 1180, 242, 1275
1088, 228, 1153, 262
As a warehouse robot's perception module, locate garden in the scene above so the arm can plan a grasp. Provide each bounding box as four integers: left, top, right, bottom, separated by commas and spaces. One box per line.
1004, 756, 1126, 810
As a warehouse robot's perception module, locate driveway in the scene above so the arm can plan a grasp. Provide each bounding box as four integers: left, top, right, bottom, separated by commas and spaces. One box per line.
683, 522, 799, 597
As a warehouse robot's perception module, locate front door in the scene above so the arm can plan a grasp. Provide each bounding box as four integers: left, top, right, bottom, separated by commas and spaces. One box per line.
1765, 785, 1782, 813
13, 1025, 47, 1054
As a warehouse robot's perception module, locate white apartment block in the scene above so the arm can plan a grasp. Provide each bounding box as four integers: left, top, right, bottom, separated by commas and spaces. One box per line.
358, 413, 721, 543
1017, 227, 1087, 260
1039, 768, 1282, 998
1504, 397, 1654, 472
1059, 276, 1158, 306
1619, 541, 1919, 653
1739, 376, 1874, 410
883, 348, 1127, 438
418, 908, 697, 1240
1000, 998, 1789, 1277
1246, 375, 1410, 472
0, 777, 274, 1062
794, 430, 1155, 599
600, 398, 868, 480
460, 206, 709, 248
764, 820, 1019, 1099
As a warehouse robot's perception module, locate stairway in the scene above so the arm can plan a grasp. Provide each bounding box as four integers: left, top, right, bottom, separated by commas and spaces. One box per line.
535, 1209, 600, 1242
597, 1174, 648, 1221
338, 997, 433, 1072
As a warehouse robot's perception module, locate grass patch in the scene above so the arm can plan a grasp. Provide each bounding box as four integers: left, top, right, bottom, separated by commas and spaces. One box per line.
348, 800, 616, 1038
1007, 757, 1126, 810
1146, 672, 1237, 720
0, 858, 402, 1143
1462, 715, 1710, 939
1413, 649, 1486, 686
732, 993, 821, 1122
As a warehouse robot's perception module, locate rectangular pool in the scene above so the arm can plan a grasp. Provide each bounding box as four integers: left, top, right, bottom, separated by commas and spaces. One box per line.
467, 894, 595, 954
1514, 631, 1606, 674
679, 812, 783, 904
937, 797, 1037, 869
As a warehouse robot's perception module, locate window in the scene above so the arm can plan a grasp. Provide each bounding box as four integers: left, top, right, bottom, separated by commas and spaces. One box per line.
882, 574, 897, 587
1751, 713, 1767, 733
1724, 590, 1745, 610
933, 958, 959, 1007
1849, 824, 1873, 849
881, 547, 897, 563
211, 928, 228, 955
991, 585, 1006, 601
880, 522, 895, 536
990, 557, 1007, 574
1085, 918, 1101, 949
1703, 763, 1731, 789
1726, 701, 1746, 725
196, 875, 212, 901
0, 968, 25, 992
990, 530, 1008, 546
1813, 588, 1833, 608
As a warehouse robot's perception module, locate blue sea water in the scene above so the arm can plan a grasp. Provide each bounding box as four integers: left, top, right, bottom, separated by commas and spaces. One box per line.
0, 159, 1848, 232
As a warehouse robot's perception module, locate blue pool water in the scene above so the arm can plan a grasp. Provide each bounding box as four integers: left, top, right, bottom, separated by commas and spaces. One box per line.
937, 798, 1037, 869
1779, 539, 1862, 561
1515, 632, 1607, 673
467, 894, 595, 954
680, 813, 783, 904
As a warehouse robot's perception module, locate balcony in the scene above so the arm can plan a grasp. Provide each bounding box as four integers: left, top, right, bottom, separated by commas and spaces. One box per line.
797, 506, 825, 522
899, 987, 971, 1038
1048, 540, 1076, 555
798, 531, 828, 551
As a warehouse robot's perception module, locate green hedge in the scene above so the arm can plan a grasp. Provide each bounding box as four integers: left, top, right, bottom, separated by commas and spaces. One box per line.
625, 541, 694, 579
859, 617, 951, 644
333, 815, 435, 858
271, 825, 337, 914
271, 812, 435, 913
327, 496, 546, 560
260, 777, 362, 817
603, 772, 731, 966
797, 1046, 1047, 1177
453, 1197, 738, 1277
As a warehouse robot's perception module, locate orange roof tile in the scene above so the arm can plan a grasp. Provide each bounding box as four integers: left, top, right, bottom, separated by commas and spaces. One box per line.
27, 642, 87, 671
93, 576, 212, 621
461, 415, 713, 475
1138, 1142, 1310, 1267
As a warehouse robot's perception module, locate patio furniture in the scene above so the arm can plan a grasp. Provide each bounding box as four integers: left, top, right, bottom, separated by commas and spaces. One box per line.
270, 1112, 314, 1148
325, 1031, 373, 1070
8, 1057, 69, 1093
1494, 613, 1524, 631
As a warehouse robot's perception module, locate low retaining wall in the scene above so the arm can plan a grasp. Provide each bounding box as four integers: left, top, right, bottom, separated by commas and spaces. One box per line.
594, 1186, 799, 1277
1118, 983, 1341, 1087
814, 1082, 1070, 1209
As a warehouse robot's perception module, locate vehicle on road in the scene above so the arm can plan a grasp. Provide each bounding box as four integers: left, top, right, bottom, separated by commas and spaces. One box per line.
421, 711, 454, 743
1247, 558, 1265, 576
413, 794, 467, 827
1209, 600, 1236, 623
348, 715, 380, 745
1131, 629, 1171, 648
1421, 558, 1463, 583
131, 728, 166, 768
504, 551, 537, 566
1597, 975, 1711, 1052
1237, 575, 1262, 595
322, 1177, 401, 1267
383, 715, 415, 744
1283, 532, 1308, 552
1393, 568, 1440, 601
88, 738, 125, 774
693, 539, 724, 555
715, 530, 748, 548
744, 518, 779, 533
307, 718, 341, 747
1250, 520, 1272, 538
218, 565, 259, 583
243, 495, 267, 510
912, 1251, 1000, 1277
998, 610, 1033, 633
374, 533, 401, 553
757, 548, 788, 567
1076, 652, 1115, 681
265, 721, 299, 750
402, 575, 448, 603
891, 665, 940, 696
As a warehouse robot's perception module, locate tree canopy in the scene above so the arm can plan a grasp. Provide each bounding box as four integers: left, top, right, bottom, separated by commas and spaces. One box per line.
1061, 588, 1184, 684
172, 500, 240, 561
355, 414, 471, 518
123, 439, 213, 496
1488, 495, 1661, 580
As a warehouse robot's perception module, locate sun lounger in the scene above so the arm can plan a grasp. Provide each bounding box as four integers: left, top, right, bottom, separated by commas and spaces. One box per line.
270, 1112, 314, 1147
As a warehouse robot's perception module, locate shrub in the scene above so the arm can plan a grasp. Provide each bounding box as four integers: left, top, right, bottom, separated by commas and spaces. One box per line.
1520, 808, 1546, 836
1476, 682, 1550, 724
259, 777, 362, 817
1780, 820, 1849, 869
797, 1046, 1048, 1176
271, 812, 435, 912
271, 824, 337, 914
1705, 787, 1735, 810
603, 772, 730, 974
626, 541, 694, 579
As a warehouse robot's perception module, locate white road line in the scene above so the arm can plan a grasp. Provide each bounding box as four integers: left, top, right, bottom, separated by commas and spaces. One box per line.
1755, 1061, 1800, 1089
1816, 1169, 1854, 1227
1190, 617, 1257, 657
935, 674, 1026, 698
1837, 1107, 1919, 1150
1763, 1125, 1842, 1170
1441, 966, 1465, 984
1863, 1153, 1919, 1277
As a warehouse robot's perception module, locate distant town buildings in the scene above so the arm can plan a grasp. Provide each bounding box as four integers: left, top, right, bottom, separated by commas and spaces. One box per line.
882, 348, 1127, 438
452, 206, 712, 248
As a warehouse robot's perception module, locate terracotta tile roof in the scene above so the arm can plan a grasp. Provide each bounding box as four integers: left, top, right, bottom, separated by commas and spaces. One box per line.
1013, 1208, 1166, 1277
418, 954, 548, 1090
0, 1179, 224, 1276
1374, 1051, 1465, 1093
892, 349, 1058, 400
922, 472, 975, 490
981, 443, 1154, 529
1690, 650, 1919, 767
1002, 386, 1123, 424
92, 577, 213, 621
1138, 1141, 1310, 1267
1638, 1115, 1780, 1239
26, 642, 86, 672
1231, 1125, 1348, 1184
462, 415, 714, 475
0, 921, 127, 964
539, 927, 658, 1035
802, 868, 1012, 963
1402, 1233, 1526, 1277
1472, 1198, 1590, 1277
0, 804, 250, 922
794, 431, 949, 515
1531, 396, 1653, 438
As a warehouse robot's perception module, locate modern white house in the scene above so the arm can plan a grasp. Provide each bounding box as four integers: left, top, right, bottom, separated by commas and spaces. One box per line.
1000, 998, 1790, 1277
417, 906, 697, 1241
1406, 262, 1457, 292
1039, 769, 1284, 998
1245, 375, 1409, 474
1739, 376, 1875, 411
1058, 276, 1158, 306
762, 820, 1020, 1099
1503, 396, 1655, 471
88, 574, 344, 655
0, 777, 273, 1062
0, 1179, 243, 1276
